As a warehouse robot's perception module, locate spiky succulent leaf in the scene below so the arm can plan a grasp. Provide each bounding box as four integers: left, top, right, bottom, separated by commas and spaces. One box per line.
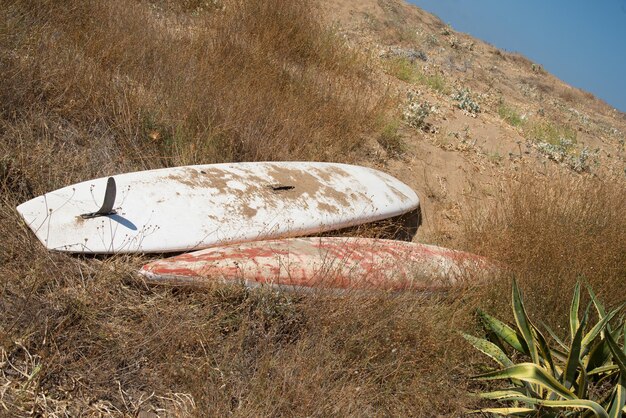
587, 364, 619, 376
479, 390, 609, 417
563, 312, 587, 389
462, 333, 514, 368
512, 279, 539, 364
472, 407, 537, 416
497, 396, 608, 418
543, 322, 569, 352
462, 333, 536, 394
571, 282, 581, 341
583, 305, 625, 355
587, 285, 613, 336
587, 285, 607, 318
606, 332, 626, 375
478, 309, 526, 353
478, 388, 528, 400
586, 338, 613, 374
577, 362, 588, 400
607, 373, 625, 418
474, 363, 576, 400
603, 330, 626, 418
535, 399, 608, 417
533, 323, 557, 374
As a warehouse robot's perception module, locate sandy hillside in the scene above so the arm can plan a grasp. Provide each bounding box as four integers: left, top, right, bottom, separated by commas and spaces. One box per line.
321, 0, 626, 245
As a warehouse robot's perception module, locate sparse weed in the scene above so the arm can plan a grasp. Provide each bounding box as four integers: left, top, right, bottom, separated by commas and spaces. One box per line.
526, 121, 597, 171
448, 35, 460, 49
384, 46, 428, 63
535, 138, 576, 163
422, 73, 448, 94
486, 151, 503, 164
384, 58, 448, 93
568, 146, 600, 173
385, 57, 419, 83
425, 33, 439, 47
498, 102, 523, 127
377, 119, 407, 158
527, 121, 577, 147
398, 28, 420, 43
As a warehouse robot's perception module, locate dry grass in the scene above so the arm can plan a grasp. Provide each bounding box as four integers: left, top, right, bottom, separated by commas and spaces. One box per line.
1, 191, 481, 415
0, 0, 479, 415
461, 167, 626, 329
1, 0, 384, 193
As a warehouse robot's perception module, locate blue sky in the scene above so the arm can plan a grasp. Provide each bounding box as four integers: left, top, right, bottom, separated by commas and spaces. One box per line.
408, 0, 626, 112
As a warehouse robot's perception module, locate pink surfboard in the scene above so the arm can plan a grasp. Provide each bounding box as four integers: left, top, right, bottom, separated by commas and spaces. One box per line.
139, 237, 496, 292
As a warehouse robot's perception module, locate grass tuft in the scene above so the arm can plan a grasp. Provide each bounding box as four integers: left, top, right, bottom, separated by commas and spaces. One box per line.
526, 121, 577, 147
385, 57, 419, 83
377, 119, 408, 158
498, 102, 523, 127
384, 58, 448, 93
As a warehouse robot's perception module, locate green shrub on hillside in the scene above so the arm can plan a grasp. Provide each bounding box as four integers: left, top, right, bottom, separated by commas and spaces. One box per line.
525, 121, 600, 172
383, 57, 448, 93
535, 138, 576, 163
403, 91, 432, 130
422, 73, 448, 94
453, 89, 480, 114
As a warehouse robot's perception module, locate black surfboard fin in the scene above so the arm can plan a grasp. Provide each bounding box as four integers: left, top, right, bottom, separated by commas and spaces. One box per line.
80, 177, 117, 219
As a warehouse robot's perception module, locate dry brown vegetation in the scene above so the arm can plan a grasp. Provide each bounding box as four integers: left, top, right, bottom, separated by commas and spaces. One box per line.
1, 0, 625, 416
461, 168, 626, 329
1, 0, 384, 195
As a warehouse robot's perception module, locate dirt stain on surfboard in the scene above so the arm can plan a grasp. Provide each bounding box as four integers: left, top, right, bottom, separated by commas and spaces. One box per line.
166, 165, 363, 217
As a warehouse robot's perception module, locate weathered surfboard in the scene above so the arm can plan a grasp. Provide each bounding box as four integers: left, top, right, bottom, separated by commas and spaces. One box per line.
139, 237, 495, 291
16, 162, 420, 254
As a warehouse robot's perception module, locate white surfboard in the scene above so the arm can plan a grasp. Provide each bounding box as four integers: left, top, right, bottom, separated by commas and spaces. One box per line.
16, 162, 420, 254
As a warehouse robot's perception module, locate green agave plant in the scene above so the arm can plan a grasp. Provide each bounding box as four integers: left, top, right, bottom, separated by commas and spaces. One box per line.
463, 280, 626, 417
